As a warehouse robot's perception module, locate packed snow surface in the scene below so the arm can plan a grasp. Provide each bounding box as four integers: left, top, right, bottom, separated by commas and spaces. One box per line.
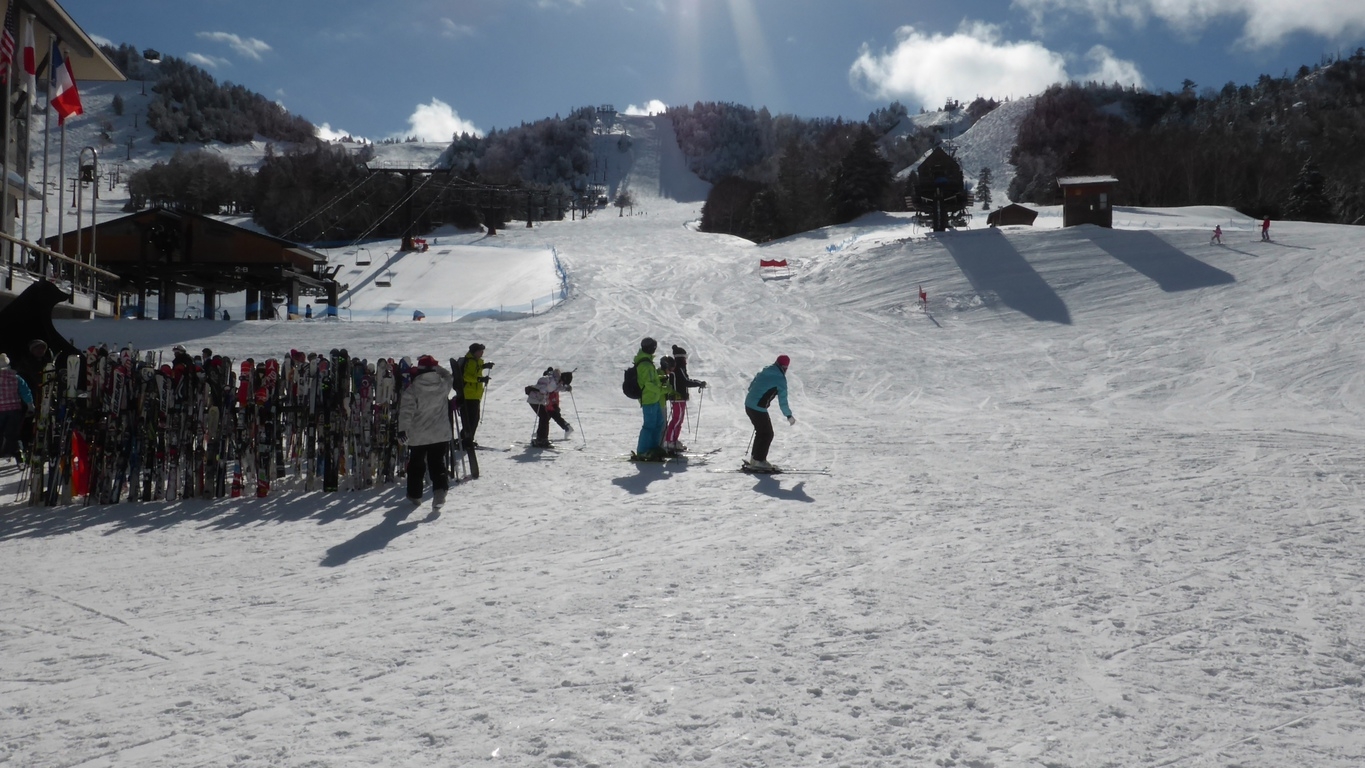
2, 82, 1364, 768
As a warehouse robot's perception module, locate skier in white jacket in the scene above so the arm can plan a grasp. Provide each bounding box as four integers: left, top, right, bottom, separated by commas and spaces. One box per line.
398, 355, 455, 505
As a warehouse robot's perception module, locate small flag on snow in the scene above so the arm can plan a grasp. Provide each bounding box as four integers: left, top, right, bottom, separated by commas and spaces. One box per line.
51, 43, 82, 123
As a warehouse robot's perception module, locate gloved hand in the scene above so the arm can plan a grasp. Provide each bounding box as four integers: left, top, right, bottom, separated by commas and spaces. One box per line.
787, 415, 796, 426
482, 361, 494, 369
562, 384, 571, 392
698, 381, 708, 389
478, 376, 490, 384
397, 431, 407, 443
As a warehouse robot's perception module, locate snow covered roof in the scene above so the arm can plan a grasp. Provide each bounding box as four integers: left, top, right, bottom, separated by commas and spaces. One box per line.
1058, 175, 1119, 186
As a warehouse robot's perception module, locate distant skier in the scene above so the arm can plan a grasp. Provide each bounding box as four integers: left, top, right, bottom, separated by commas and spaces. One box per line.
305, 304, 313, 320
457, 343, 493, 449
744, 355, 795, 472
1261, 217, 1271, 241
662, 345, 706, 453
631, 337, 673, 461
1210, 225, 1222, 245
398, 355, 454, 505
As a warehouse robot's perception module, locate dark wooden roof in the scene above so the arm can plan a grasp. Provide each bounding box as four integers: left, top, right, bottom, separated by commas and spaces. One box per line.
45, 208, 334, 294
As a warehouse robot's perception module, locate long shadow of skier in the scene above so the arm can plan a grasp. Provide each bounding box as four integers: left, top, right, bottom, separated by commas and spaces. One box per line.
320, 508, 438, 567
751, 476, 814, 502
611, 462, 679, 495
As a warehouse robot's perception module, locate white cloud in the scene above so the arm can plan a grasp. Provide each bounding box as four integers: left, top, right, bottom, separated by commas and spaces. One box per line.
1016, 0, 1365, 47
316, 123, 364, 142
196, 32, 272, 61
624, 99, 669, 116
849, 22, 1144, 108
186, 52, 231, 69
1078, 45, 1145, 87
399, 98, 483, 142
89, 33, 113, 47
439, 18, 476, 39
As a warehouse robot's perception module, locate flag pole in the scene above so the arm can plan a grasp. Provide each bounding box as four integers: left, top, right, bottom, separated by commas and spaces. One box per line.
38, 34, 51, 275
21, 14, 35, 247
1, 13, 12, 279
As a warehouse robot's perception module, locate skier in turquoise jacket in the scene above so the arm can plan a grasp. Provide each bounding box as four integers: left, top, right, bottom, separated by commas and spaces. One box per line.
744, 355, 794, 471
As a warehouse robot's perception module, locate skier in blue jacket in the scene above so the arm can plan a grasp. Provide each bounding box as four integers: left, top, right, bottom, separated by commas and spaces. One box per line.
744, 354, 794, 471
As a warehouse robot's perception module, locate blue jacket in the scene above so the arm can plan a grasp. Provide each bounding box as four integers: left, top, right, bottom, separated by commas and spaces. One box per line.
745, 364, 791, 417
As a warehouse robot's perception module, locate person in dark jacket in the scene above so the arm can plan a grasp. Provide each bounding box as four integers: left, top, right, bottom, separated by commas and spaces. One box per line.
662, 345, 706, 453
399, 355, 454, 505
743, 355, 795, 471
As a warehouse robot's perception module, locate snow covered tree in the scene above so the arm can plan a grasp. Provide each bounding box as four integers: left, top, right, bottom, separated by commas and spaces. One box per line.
828, 126, 892, 224
977, 167, 993, 210
1286, 159, 1334, 222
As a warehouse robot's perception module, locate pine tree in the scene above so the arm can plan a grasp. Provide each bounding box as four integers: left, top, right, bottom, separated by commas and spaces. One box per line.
829, 126, 892, 224
1286, 160, 1334, 222
977, 167, 993, 211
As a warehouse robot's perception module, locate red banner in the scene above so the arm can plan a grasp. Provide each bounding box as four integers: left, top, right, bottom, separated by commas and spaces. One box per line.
760, 259, 788, 268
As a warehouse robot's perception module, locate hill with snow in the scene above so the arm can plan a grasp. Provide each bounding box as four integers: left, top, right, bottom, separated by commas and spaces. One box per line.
2, 81, 1363, 767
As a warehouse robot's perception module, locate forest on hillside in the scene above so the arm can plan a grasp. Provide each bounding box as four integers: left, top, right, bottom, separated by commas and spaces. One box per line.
101, 44, 316, 144
115, 39, 1365, 242
1008, 49, 1365, 225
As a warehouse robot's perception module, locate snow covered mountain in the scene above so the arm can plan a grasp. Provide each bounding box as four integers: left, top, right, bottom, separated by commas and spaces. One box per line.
3, 79, 1363, 767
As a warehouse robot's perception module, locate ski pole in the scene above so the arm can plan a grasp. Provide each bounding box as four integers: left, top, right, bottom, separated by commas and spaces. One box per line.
568, 388, 586, 446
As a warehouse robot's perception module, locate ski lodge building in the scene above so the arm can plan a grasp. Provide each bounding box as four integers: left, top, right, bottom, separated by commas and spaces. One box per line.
1058, 176, 1119, 228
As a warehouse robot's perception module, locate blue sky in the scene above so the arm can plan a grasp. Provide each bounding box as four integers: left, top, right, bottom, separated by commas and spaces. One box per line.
63, 0, 1365, 142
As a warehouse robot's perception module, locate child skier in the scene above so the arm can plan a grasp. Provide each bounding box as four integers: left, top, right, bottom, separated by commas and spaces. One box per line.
1210, 225, 1222, 245
662, 345, 706, 453
631, 337, 674, 462
527, 367, 573, 448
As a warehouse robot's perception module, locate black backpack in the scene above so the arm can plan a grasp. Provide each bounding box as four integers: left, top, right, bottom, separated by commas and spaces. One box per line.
450, 356, 467, 402
622, 360, 643, 399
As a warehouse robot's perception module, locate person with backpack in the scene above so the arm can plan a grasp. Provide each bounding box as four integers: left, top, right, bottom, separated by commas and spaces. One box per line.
398, 355, 455, 505
630, 337, 673, 461
456, 343, 493, 449
662, 345, 706, 453
527, 367, 574, 448
743, 355, 795, 472
0, 354, 34, 464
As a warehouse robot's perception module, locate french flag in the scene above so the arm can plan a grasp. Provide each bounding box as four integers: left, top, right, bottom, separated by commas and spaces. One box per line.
51, 44, 82, 123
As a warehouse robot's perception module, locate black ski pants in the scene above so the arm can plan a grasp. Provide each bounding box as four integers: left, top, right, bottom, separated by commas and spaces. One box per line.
406, 442, 449, 499
529, 403, 570, 442
459, 398, 481, 449
746, 407, 774, 462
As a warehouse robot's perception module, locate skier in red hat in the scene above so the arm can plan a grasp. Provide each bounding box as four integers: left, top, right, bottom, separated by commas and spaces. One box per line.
742, 354, 795, 472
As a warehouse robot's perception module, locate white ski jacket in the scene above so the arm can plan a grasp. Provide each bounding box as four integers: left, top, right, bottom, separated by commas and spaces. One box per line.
398, 366, 454, 447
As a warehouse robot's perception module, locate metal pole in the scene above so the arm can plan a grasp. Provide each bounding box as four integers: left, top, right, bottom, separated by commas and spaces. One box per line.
2, 39, 13, 281
78, 147, 97, 303
38, 35, 52, 274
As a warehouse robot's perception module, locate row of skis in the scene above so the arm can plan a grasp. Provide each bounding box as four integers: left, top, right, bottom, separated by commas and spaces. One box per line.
16, 346, 474, 506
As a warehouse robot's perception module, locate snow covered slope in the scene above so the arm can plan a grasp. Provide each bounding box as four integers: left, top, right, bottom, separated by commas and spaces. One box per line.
3, 196, 1363, 767
3, 78, 1363, 768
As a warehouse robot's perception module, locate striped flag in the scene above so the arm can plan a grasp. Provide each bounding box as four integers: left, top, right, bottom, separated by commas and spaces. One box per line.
51, 43, 82, 123
0, 0, 17, 83
21, 13, 35, 94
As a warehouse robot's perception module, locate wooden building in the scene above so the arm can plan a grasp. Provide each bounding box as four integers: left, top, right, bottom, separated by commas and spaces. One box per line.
1058, 176, 1118, 228
986, 203, 1038, 227
46, 208, 340, 320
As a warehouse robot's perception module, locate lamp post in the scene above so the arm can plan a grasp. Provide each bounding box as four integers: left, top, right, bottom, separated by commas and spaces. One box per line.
76, 146, 98, 304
